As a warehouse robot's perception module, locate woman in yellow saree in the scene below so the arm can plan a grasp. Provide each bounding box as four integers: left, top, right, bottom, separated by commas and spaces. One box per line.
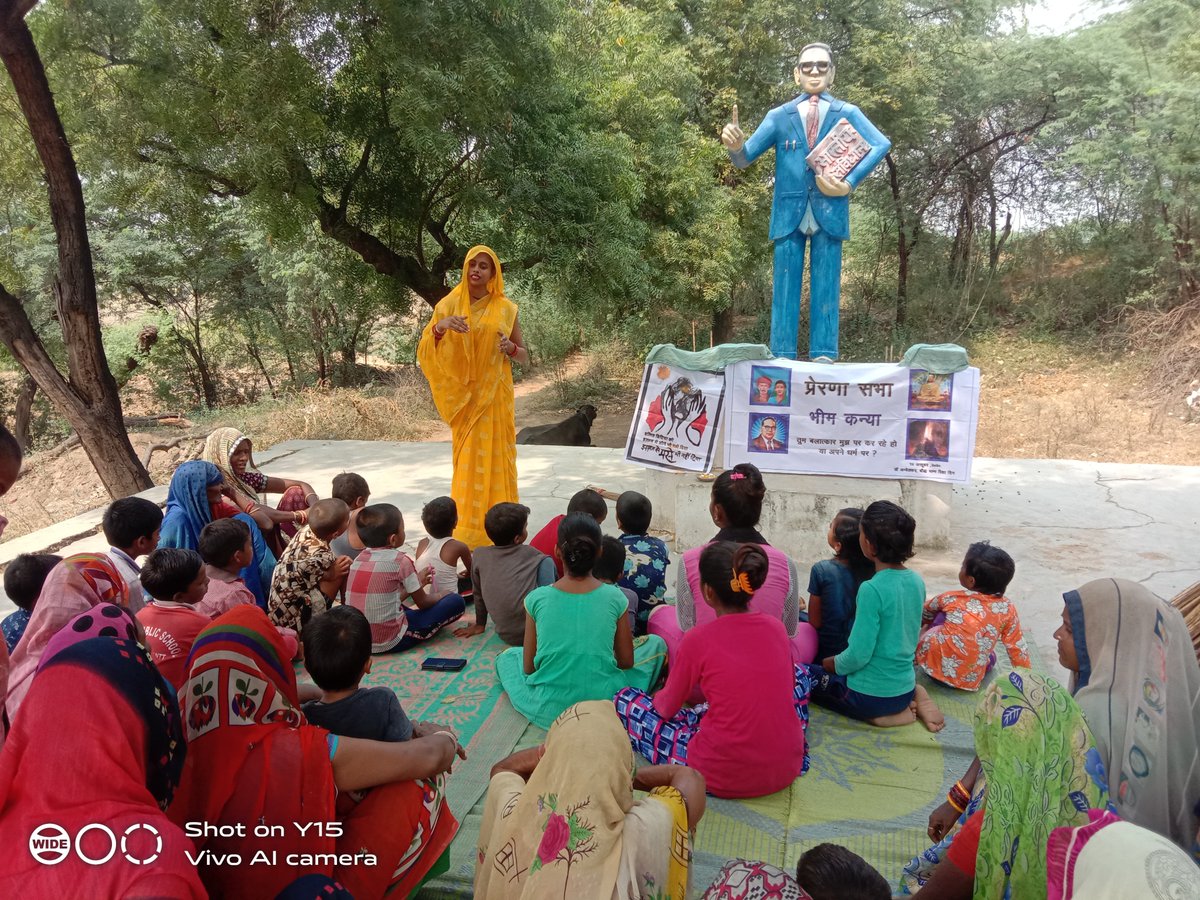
418, 246, 529, 548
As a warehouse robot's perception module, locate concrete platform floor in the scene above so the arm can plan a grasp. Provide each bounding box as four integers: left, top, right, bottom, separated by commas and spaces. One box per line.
4, 440, 1198, 683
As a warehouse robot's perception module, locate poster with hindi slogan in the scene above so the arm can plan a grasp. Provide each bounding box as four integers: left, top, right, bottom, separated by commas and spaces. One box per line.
724, 360, 980, 484
625, 363, 725, 473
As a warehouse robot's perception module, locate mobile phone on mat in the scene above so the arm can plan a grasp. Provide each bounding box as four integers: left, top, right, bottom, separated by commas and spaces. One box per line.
421, 657, 467, 672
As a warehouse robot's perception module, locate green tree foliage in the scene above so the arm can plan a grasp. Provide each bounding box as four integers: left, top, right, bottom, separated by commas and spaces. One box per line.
4, 0, 1199, 466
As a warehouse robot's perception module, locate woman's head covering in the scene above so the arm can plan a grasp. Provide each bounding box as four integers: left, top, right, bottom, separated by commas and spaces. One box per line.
476, 700, 639, 898
1047, 809, 1200, 900
972, 668, 1109, 900
158, 460, 222, 550
5, 554, 130, 719
202, 427, 260, 502
38, 603, 139, 672
701, 859, 811, 899
0, 636, 201, 894
1064, 578, 1200, 851
457, 245, 506, 307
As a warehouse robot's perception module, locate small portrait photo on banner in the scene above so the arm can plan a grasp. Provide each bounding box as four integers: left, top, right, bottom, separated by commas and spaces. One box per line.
905, 418, 951, 461
749, 366, 792, 406
748, 413, 789, 453
908, 370, 953, 412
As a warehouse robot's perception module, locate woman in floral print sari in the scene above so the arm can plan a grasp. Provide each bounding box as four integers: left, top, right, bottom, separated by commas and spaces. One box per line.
476, 700, 706, 899
903, 669, 1109, 899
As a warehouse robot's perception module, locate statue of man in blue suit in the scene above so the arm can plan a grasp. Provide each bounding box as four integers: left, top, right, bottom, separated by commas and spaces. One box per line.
723, 42, 890, 361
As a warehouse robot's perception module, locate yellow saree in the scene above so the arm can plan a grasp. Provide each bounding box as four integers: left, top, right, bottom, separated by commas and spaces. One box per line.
417, 245, 519, 548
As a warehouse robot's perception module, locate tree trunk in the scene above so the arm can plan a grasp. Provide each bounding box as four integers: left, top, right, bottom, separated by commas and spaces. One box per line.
0, 10, 151, 496
711, 304, 734, 345
12, 373, 35, 450
310, 306, 328, 383
885, 154, 911, 328
245, 340, 278, 399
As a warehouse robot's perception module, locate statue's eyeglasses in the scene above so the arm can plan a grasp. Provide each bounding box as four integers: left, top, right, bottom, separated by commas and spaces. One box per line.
799, 61, 831, 74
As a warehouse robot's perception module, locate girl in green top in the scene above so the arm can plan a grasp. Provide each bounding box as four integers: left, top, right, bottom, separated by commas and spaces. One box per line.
495, 513, 667, 728
808, 500, 944, 731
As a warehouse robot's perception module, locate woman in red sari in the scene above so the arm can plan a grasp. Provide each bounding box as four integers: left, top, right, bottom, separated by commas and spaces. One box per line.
0, 633, 203, 897
169, 606, 459, 898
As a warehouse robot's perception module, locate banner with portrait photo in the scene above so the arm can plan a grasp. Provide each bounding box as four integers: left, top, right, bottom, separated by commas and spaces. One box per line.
724, 360, 980, 483
625, 363, 725, 472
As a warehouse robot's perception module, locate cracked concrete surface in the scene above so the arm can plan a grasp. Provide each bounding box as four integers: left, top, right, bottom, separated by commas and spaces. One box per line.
4, 443, 1196, 682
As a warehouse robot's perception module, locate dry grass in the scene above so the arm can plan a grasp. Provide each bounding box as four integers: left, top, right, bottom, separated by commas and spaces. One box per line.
190, 367, 440, 448
970, 331, 1200, 464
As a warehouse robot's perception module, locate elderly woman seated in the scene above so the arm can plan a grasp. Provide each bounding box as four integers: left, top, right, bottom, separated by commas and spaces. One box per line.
203, 427, 318, 553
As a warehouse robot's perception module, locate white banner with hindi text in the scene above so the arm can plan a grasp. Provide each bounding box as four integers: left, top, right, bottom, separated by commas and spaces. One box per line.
723, 360, 979, 483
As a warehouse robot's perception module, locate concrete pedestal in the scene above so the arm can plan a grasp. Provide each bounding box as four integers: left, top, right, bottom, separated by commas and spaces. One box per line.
644, 467, 951, 564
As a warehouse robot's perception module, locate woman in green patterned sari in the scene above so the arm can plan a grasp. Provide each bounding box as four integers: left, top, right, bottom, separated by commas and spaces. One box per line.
905, 669, 1110, 900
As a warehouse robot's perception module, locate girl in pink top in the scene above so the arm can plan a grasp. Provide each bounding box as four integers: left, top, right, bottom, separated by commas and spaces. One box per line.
615, 542, 812, 799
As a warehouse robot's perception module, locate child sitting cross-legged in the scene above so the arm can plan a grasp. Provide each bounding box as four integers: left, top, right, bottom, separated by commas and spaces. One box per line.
267, 498, 352, 637
346, 503, 466, 653
136, 548, 211, 690
455, 502, 555, 646
496, 513, 667, 729
916, 541, 1029, 690
415, 496, 472, 602
615, 491, 670, 635
2, 554, 61, 652
615, 542, 811, 799
809, 500, 944, 731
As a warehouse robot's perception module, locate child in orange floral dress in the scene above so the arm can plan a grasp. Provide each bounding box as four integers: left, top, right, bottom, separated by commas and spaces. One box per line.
915, 541, 1030, 690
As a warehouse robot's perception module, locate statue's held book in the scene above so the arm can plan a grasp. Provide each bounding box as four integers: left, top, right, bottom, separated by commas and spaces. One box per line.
806, 118, 871, 180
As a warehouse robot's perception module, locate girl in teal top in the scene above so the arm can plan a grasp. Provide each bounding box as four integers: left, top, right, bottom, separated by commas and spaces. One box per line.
808, 500, 944, 731
495, 513, 667, 728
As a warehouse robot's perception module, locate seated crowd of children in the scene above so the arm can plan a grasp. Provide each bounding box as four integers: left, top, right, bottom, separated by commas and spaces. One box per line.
11, 451, 1155, 900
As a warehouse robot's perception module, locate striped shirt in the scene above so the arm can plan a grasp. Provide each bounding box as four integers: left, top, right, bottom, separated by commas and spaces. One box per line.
346, 547, 422, 652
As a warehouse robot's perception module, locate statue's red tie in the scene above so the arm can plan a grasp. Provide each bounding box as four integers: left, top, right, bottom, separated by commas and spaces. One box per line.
806, 93, 820, 148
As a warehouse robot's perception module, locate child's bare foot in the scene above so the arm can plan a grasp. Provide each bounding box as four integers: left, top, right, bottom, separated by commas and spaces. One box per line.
868, 706, 917, 728
913, 685, 945, 732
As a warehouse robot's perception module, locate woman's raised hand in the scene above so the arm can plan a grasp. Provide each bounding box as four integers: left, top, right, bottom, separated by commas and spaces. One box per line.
436, 315, 469, 334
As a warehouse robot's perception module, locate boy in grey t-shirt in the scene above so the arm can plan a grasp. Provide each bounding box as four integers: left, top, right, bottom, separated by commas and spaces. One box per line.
300, 605, 413, 741
455, 502, 555, 646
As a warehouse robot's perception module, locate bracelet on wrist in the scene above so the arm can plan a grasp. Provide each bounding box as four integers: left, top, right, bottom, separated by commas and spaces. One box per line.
506, 343, 520, 358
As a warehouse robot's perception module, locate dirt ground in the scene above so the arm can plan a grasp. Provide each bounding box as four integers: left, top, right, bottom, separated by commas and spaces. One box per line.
3, 335, 1198, 543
